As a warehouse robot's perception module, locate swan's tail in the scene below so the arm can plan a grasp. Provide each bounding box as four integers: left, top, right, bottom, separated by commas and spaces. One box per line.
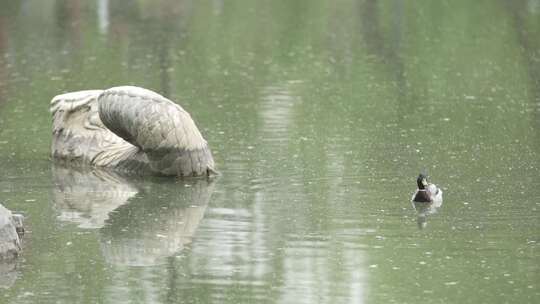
147, 144, 216, 177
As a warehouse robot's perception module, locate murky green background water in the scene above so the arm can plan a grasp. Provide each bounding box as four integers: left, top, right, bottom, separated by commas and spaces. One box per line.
0, 0, 539, 303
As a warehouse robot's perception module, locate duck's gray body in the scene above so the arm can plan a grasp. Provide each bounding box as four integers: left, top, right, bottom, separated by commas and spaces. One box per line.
412, 186, 443, 204
51, 86, 215, 177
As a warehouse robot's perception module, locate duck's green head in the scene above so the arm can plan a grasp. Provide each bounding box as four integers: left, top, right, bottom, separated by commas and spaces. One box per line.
417, 174, 428, 189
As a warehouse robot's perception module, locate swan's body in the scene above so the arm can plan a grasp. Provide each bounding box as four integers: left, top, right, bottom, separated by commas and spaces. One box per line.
51, 86, 215, 177
411, 174, 443, 204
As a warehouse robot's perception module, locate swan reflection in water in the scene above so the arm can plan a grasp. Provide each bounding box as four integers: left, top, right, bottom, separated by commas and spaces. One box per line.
412, 200, 443, 229
0, 260, 17, 289
51, 164, 216, 266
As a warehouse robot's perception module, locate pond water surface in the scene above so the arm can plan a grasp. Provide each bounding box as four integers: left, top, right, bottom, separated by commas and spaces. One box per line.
0, 1, 539, 303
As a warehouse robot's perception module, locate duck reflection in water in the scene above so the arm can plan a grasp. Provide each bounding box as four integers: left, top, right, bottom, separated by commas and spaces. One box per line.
51, 164, 216, 266
412, 200, 443, 229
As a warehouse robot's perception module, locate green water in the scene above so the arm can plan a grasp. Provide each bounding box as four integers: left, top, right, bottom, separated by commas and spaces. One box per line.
0, 0, 539, 303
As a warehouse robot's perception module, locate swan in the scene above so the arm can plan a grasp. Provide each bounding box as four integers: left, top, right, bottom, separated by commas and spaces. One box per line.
50, 86, 216, 177
411, 173, 443, 204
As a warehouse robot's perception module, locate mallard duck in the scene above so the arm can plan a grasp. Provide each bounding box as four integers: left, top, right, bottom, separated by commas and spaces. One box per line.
411, 173, 443, 204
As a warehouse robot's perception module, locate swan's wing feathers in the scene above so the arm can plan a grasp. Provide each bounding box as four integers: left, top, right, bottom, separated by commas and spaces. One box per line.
98, 86, 214, 176
98, 87, 205, 150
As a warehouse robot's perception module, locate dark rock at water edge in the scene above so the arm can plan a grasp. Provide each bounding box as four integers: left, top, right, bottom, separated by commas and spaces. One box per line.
0, 203, 23, 261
